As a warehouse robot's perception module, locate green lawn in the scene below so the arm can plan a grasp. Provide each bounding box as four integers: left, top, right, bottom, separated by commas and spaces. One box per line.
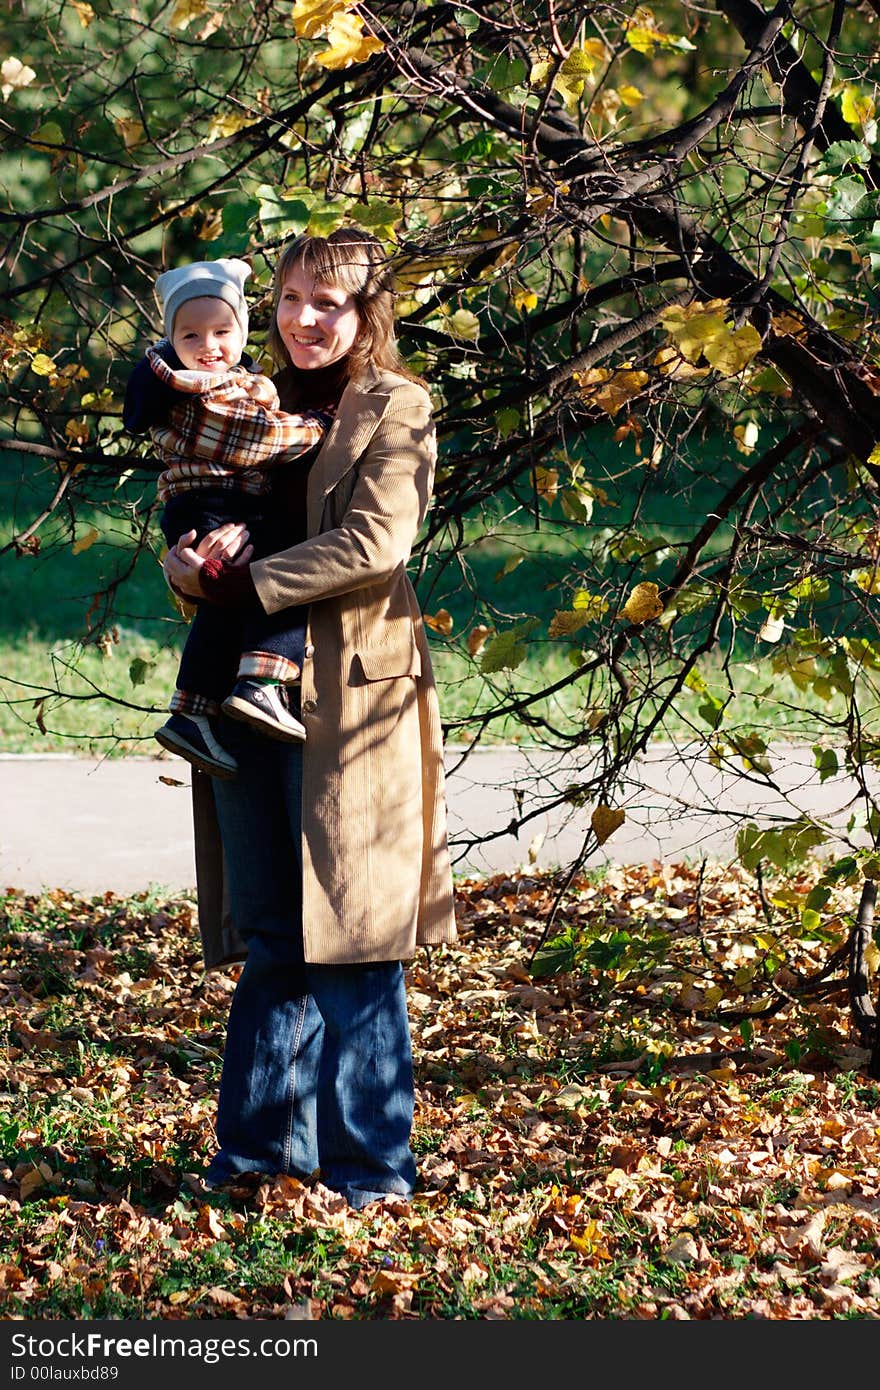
0, 442, 859, 755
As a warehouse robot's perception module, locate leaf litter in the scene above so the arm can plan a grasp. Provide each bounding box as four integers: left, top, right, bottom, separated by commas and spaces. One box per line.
0, 860, 878, 1320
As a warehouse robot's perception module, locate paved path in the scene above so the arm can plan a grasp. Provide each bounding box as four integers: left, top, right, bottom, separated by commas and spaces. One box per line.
1, 743, 873, 895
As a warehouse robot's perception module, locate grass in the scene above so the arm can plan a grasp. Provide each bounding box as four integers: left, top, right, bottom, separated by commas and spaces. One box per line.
0, 442, 865, 755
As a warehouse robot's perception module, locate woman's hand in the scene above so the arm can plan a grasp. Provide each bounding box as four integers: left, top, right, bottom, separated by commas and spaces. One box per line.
162, 523, 254, 598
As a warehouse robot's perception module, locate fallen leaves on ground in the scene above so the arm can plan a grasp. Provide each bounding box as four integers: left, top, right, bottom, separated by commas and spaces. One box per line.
0, 862, 878, 1320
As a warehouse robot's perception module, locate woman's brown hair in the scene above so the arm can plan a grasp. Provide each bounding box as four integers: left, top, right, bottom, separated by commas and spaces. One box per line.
266, 226, 424, 385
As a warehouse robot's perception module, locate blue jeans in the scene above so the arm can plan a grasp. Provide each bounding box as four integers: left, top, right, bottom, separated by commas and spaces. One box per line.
208, 727, 417, 1209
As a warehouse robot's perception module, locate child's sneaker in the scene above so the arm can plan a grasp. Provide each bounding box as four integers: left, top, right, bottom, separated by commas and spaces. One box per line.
155, 712, 237, 778
221, 680, 307, 743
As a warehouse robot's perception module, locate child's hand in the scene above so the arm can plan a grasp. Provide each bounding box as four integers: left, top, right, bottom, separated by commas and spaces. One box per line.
163, 530, 204, 597
195, 521, 254, 566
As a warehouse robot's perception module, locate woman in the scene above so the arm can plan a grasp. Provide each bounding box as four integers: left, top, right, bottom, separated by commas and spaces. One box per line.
163, 228, 458, 1209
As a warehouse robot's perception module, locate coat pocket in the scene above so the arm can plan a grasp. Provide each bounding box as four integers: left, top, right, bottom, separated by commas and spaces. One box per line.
354, 641, 422, 682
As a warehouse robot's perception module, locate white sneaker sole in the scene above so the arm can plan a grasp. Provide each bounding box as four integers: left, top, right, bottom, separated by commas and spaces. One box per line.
221, 694, 307, 743
154, 727, 238, 779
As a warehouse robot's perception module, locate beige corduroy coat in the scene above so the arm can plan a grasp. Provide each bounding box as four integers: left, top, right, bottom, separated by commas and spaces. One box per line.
190, 362, 458, 971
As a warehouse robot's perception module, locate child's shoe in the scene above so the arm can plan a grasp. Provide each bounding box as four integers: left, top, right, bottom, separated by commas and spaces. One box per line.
221, 680, 307, 742
155, 712, 238, 778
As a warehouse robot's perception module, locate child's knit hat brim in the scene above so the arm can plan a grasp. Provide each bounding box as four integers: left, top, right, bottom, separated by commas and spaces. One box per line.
155, 258, 251, 341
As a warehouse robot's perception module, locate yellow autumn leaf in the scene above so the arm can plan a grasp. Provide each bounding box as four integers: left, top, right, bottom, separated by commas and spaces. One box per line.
734, 421, 759, 454
205, 112, 252, 143
531, 42, 608, 111
72, 1, 95, 25
625, 27, 657, 54
573, 588, 609, 616
622, 581, 663, 623
551, 46, 604, 111
842, 87, 876, 129
591, 90, 622, 123
771, 310, 807, 339
576, 39, 609, 66
1, 57, 36, 101
424, 609, 453, 635
65, 418, 90, 446
169, 0, 211, 31
441, 308, 480, 342
618, 84, 644, 107
467, 624, 494, 657
702, 322, 762, 377
293, 0, 358, 39
852, 568, 880, 596
314, 10, 384, 69
114, 117, 145, 149
548, 609, 588, 637
570, 1218, 608, 1256
512, 285, 538, 312
591, 804, 625, 845
653, 344, 710, 381
659, 300, 730, 364
30, 352, 57, 377
660, 300, 762, 377
575, 366, 649, 417
535, 466, 558, 501
625, 7, 696, 56
72, 526, 100, 556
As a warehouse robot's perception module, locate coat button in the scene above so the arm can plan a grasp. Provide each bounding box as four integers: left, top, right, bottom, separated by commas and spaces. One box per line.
304, 643, 315, 658
302, 698, 317, 713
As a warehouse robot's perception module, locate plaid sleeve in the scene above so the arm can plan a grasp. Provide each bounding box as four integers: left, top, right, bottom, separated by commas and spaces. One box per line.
153, 372, 332, 473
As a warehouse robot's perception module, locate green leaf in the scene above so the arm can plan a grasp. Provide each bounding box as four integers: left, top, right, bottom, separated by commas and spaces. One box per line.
824, 174, 871, 230
129, 657, 156, 687
817, 141, 871, 175
454, 7, 480, 34
495, 406, 520, 437
800, 907, 822, 935
29, 121, 65, 151
308, 202, 350, 236
479, 618, 540, 674
531, 928, 579, 979
675, 582, 715, 615
812, 745, 839, 782
205, 197, 260, 256
453, 130, 498, 161
351, 199, 404, 240
257, 185, 311, 238
698, 693, 724, 729
819, 854, 858, 885
483, 54, 528, 94
737, 820, 827, 873
805, 884, 831, 912
788, 575, 829, 602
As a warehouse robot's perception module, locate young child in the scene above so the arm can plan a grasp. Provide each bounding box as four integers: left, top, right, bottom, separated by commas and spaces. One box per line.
123, 257, 333, 779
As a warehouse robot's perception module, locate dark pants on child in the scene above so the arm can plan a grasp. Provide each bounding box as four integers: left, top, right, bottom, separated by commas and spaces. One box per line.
161, 488, 307, 707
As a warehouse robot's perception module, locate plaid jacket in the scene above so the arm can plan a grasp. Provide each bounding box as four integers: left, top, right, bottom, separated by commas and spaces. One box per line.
146, 347, 331, 502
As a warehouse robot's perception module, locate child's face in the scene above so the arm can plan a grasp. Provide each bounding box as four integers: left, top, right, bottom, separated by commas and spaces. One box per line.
171, 297, 244, 371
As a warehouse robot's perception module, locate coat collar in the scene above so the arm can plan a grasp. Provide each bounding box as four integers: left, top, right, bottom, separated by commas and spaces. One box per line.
306, 363, 392, 531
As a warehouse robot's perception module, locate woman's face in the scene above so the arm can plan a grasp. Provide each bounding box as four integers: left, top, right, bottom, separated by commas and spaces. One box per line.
276, 261, 361, 370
